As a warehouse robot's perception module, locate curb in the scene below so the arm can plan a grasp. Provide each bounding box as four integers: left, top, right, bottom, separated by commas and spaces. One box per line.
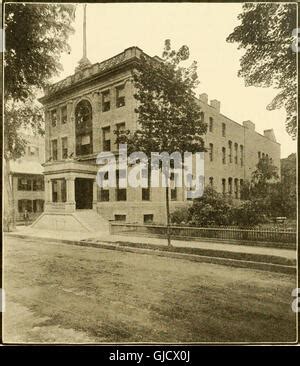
5, 232, 296, 275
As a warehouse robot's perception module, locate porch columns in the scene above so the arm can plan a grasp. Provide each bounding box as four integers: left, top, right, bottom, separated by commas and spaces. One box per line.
65, 177, 76, 212
66, 177, 75, 203
93, 179, 98, 209
45, 178, 52, 203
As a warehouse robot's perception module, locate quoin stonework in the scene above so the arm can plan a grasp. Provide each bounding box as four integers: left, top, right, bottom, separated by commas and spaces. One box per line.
33, 46, 280, 230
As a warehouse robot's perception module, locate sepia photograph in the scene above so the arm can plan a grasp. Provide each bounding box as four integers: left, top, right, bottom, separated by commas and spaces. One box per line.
2, 1, 298, 346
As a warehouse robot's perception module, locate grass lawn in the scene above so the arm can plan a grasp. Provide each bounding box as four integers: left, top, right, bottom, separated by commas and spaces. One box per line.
3, 236, 297, 343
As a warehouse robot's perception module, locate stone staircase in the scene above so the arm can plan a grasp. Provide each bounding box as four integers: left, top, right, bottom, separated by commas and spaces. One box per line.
73, 209, 109, 234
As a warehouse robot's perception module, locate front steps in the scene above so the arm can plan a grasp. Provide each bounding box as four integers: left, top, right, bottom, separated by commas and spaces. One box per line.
74, 209, 109, 233
31, 209, 109, 234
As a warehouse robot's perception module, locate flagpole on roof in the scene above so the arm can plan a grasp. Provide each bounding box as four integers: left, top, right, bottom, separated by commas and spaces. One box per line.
76, 4, 91, 72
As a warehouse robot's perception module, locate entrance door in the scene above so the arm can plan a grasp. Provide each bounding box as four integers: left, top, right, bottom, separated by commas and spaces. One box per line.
75, 178, 93, 209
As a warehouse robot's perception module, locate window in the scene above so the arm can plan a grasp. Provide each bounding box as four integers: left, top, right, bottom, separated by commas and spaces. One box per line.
142, 187, 150, 201
115, 122, 126, 146
75, 100, 93, 156
228, 141, 232, 163
234, 143, 238, 164
116, 188, 127, 201
222, 123, 226, 137
102, 126, 111, 151
222, 147, 226, 164
234, 178, 239, 199
209, 177, 214, 188
240, 145, 244, 166
222, 178, 226, 195
115, 214, 126, 222
240, 179, 244, 199
102, 90, 110, 112
209, 117, 213, 132
18, 200, 27, 213
33, 178, 44, 191
61, 179, 66, 203
209, 143, 213, 162
18, 178, 32, 191
51, 139, 58, 161
62, 137, 68, 159
34, 199, 44, 212
32, 200, 37, 213
228, 177, 233, 195
61, 106, 67, 124
18, 199, 33, 213
144, 214, 154, 224
116, 85, 125, 108
78, 135, 92, 155
171, 187, 177, 201
116, 122, 126, 134
98, 188, 109, 202
51, 109, 57, 127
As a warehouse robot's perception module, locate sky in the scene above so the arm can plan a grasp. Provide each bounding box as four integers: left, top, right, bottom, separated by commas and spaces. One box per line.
53, 3, 296, 158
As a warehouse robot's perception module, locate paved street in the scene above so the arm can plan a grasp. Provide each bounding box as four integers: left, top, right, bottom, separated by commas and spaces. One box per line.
3, 235, 297, 343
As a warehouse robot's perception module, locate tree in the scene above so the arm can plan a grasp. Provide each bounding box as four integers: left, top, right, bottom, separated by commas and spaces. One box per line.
5, 3, 75, 102
189, 187, 234, 227
240, 156, 290, 219
252, 156, 279, 189
275, 153, 296, 218
227, 3, 297, 138
4, 3, 75, 230
116, 40, 207, 246
241, 156, 279, 201
231, 200, 266, 228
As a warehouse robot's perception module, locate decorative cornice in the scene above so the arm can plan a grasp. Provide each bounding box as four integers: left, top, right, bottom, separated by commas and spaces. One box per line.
40, 47, 144, 105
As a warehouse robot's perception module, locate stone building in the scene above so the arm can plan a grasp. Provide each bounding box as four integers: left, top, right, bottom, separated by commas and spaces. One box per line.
10, 134, 45, 223
33, 46, 280, 231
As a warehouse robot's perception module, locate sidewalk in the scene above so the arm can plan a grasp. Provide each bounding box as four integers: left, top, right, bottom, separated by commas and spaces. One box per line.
6, 225, 296, 261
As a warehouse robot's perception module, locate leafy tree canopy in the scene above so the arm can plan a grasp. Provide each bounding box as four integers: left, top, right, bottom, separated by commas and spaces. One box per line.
227, 3, 297, 138
4, 3, 75, 160
4, 99, 44, 161
5, 3, 75, 102
116, 39, 207, 157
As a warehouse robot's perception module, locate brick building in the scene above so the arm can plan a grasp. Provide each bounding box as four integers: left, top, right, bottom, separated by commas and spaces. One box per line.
33, 47, 280, 231
10, 134, 45, 223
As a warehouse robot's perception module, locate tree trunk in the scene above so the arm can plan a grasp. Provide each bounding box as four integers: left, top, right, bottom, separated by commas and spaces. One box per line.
4, 158, 16, 232
165, 186, 172, 247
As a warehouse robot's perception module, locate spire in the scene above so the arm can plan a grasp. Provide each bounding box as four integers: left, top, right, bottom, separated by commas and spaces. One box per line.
76, 4, 91, 72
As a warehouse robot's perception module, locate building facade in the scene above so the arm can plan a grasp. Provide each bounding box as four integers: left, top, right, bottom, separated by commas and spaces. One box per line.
10, 134, 45, 223
36, 47, 280, 228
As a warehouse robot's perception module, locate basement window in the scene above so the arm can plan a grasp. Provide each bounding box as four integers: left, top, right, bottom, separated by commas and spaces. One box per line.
144, 214, 154, 224
115, 214, 126, 222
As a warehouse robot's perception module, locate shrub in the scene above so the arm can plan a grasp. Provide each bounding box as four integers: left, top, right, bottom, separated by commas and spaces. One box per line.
170, 207, 190, 225
189, 187, 234, 226
231, 200, 267, 228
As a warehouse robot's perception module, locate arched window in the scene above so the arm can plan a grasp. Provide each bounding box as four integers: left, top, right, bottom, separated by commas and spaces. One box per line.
75, 100, 93, 156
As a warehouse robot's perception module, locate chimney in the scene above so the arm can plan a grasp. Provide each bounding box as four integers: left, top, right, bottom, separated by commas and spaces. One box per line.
199, 93, 208, 104
210, 99, 220, 112
243, 120, 255, 131
264, 129, 276, 142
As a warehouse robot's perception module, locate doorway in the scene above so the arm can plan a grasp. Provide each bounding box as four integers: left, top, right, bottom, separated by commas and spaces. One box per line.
75, 178, 93, 209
